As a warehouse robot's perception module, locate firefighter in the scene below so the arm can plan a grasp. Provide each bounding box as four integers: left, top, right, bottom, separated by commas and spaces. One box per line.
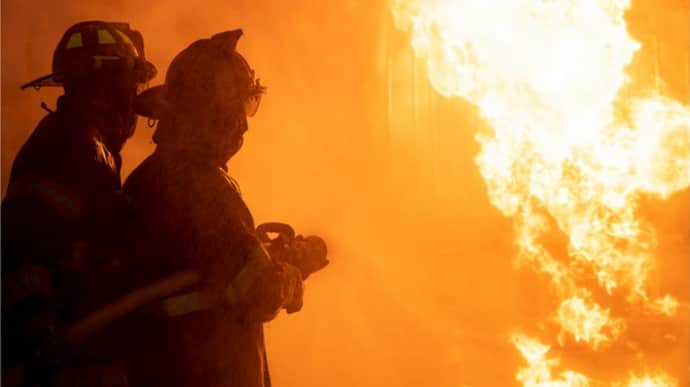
2, 21, 157, 387
122, 29, 304, 387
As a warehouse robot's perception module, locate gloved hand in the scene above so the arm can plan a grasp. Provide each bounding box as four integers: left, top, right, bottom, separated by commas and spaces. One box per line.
279, 262, 303, 314
235, 260, 304, 321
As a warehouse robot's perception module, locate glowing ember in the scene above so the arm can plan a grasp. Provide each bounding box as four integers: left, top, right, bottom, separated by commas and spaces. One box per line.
391, 0, 689, 384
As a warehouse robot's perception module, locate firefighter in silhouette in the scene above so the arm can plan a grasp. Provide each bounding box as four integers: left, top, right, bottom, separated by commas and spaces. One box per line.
1, 21, 156, 386
123, 29, 324, 387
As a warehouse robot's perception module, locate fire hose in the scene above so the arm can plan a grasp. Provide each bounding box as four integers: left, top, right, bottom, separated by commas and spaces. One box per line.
65, 270, 200, 343
65, 222, 328, 343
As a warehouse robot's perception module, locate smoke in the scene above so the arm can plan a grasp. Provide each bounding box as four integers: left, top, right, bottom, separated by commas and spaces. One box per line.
2, 1, 687, 386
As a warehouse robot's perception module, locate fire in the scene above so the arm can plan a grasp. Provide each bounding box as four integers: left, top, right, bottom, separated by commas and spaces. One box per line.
555, 294, 625, 350
626, 373, 679, 387
391, 0, 689, 385
512, 333, 591, 387
512, 332, 679, 387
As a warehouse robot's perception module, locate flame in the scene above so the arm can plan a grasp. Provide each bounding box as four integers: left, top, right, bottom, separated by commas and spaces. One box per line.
625, 372, 678, 387
512, 333, 591, 387
646, 294, 679, 317
514, 331, 678, 387
391, 0, 689, 385
555, 293, 625, 350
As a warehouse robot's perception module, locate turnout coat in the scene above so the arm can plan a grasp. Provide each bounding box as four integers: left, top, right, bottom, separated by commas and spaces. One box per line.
123, 147, 298, 387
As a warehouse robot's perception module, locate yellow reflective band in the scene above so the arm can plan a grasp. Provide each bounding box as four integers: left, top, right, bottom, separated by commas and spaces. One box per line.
97, 29, 117, 44
66, 33, 83, 49
5, 175, 84, 222
92, 55, 121, 70
162, 291, 213, 317
114, 29, 139, 56
225, 244, 273, 304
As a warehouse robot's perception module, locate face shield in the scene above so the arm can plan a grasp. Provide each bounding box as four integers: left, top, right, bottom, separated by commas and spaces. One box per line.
243, 76, 265, 117
244, 93, 262, 117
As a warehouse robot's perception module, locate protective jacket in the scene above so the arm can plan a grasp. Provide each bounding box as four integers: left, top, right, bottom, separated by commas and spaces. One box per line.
2, 96, 132, 386
122, 146, 300, 387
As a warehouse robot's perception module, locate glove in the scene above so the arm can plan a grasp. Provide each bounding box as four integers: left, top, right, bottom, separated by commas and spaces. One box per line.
280, 262, 303, 314
236, 260, 304, 321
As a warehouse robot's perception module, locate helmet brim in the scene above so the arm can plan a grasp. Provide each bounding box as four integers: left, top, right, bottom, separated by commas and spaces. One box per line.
20, 73, 63, 90
140, 60, 158, 83
21, 58, 156, 91
134, 85, 168, 120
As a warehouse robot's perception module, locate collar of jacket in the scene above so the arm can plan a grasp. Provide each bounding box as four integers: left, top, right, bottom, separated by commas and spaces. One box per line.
54, 95, 127, 159
154, 144, 229, 172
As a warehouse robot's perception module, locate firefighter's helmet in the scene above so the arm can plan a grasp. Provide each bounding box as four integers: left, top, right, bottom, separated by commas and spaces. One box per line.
21, 21, 157, 90
134, 29, 265, 120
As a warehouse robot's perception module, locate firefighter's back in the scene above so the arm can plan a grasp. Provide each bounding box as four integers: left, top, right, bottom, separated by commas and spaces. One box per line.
122, 149, 268, 387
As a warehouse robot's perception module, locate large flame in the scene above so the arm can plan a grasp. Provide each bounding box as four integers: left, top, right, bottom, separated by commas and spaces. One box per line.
391, 0, 689, 385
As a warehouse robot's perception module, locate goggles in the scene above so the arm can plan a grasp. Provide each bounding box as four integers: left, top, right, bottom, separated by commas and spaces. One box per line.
244, 93, 262, 117
243, 77, 265, 117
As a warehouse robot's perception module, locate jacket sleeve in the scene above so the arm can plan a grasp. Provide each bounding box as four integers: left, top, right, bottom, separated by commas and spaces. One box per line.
1, 134, 124, 368
1, 184, 68, 369
188, 172, 303, 323
223, 236, 303, 322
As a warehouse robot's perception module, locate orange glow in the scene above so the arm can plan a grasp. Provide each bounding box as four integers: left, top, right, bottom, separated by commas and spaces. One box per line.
392, 0, 689, 384
1, 1, 687, 386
